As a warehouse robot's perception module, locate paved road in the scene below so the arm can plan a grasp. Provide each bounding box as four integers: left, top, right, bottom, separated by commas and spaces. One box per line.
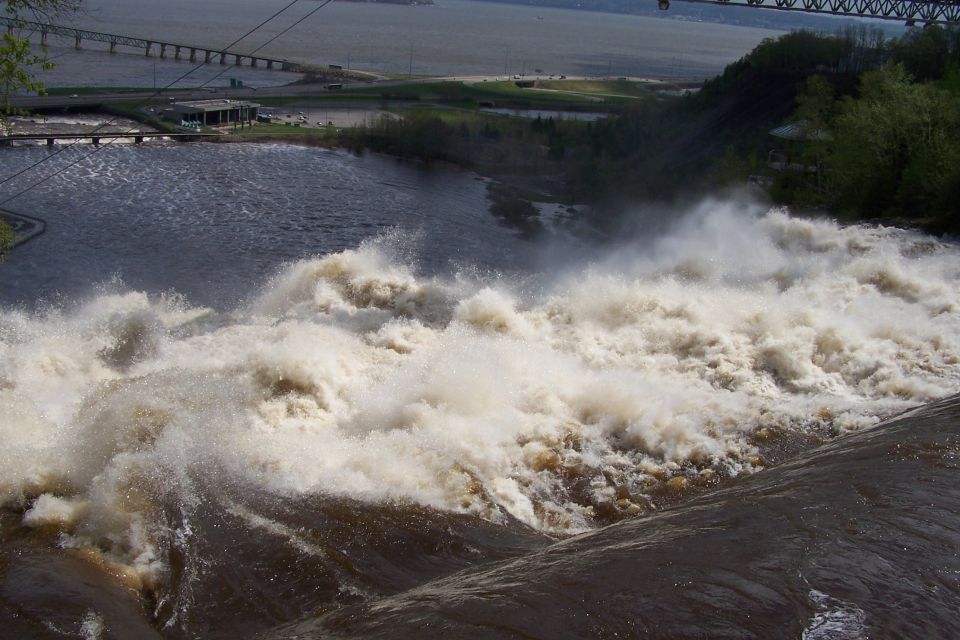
8, 77, 467, 110
7, 83, 359, 110
6, 74, 625, 111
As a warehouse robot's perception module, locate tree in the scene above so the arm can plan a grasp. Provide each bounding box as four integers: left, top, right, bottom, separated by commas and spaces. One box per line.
825, 64, 960, 219
791, 74, 836, 190
889, 25, 957, 82
794, 75, 836, 135
1, 1, 80, 118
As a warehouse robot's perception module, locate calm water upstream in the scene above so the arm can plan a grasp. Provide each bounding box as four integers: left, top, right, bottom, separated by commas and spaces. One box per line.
0, 142, 529, 308
1, 2, 957, 637
31, 0, 790, 86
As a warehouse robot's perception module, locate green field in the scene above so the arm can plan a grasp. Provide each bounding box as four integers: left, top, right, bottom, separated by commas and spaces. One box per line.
259, 79, 646, 109
41, 78, 653, 117
45, 86, 154, 95
247, 122, 335, 134
536, 79, 660, 98
464, 81, 602, 104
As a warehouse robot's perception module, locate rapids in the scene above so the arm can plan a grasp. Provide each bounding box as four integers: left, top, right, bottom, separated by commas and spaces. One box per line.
287, 393, 960, 639
1, 202, 959, 636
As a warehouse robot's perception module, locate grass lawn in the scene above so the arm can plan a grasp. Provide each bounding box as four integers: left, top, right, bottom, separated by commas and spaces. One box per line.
246, 122, 335, 134
259, 80, 641, 108
45, 86, 154, 95
386, 105, 491, 124
536, 79, 657, 98
464, 81, 602, 104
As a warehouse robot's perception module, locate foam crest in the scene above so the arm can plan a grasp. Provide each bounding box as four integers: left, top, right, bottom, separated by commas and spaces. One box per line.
2, 204, 958, 587
251, 239, 456, 327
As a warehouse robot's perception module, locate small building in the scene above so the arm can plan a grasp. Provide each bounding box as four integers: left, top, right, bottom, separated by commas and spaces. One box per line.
769, 121, 832, 143
767, 120, 832, 180
163, 99, 260, 127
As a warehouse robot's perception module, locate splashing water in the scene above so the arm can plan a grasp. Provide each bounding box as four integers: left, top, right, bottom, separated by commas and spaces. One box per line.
2, 203, 959, 593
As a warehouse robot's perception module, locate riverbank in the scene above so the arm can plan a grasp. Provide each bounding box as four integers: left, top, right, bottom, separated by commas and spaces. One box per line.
12, 23, 959, 242
0, 209, 46, 248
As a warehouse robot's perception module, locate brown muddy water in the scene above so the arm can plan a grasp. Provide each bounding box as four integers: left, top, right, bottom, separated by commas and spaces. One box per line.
1, 141, 959, 638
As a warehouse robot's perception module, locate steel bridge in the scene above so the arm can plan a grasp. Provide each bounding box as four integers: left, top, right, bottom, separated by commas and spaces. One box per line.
666, 0, 959, 24
1, 18, 299, 71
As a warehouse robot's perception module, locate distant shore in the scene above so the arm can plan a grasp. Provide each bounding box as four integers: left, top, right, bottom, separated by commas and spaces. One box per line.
336, 0, 434, 4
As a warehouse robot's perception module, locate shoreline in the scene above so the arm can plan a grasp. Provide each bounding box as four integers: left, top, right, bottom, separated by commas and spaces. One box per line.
0, 208, 46, 248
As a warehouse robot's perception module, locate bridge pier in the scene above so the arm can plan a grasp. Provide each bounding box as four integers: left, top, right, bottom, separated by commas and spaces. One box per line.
0, 19, 296, 75
46, 138, 54, 147
91, 137, 100, 146
134, 135, 144, 145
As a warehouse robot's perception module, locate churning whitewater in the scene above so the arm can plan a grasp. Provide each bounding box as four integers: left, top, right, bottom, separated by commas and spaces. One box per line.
2, 203, 959, 593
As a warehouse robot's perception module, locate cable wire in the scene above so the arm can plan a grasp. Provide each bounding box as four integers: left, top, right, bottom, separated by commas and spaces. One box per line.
0, 0, 302, 190
197, 0, 335, 90
0, 0, 320, 201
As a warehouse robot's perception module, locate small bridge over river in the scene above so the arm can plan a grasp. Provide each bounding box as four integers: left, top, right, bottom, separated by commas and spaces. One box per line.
0, 132, 220, 146
1, 18, 301, 71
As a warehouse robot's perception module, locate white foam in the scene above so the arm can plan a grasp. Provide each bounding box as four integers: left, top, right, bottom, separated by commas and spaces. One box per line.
2, 203, 958, 579
803, 590, 868, 640
22, 494, 88, 528
80, 611, 106, 640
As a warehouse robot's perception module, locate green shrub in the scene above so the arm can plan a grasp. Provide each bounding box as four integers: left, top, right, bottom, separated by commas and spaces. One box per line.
0, 219, 15, 255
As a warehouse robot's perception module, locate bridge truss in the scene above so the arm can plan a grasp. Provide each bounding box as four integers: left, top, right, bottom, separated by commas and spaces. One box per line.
3, 17, 151, 49
671, 0, 959, 25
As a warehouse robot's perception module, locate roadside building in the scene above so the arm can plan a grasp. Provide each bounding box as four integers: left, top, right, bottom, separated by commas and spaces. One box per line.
162, 99, 260, 127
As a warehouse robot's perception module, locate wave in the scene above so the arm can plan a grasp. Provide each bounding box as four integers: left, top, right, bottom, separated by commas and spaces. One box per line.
1, 202, 958, 600
286, 393, 960, 639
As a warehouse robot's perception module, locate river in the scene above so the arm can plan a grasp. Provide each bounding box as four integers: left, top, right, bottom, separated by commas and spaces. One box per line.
0, 142, 534, 308
29, 0, 796, 87
2, 137, 959, 637
2, 2, 958, 637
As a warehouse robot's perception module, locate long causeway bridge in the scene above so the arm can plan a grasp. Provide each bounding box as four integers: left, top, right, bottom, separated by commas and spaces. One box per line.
1, 18, 301, 71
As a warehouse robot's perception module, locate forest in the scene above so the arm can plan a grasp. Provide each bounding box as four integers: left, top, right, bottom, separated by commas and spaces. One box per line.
339, 25, 960, 235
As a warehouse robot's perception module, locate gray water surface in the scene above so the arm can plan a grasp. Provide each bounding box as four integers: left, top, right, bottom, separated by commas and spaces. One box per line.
0, 142, 527, 308
34, 0, 786, 85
